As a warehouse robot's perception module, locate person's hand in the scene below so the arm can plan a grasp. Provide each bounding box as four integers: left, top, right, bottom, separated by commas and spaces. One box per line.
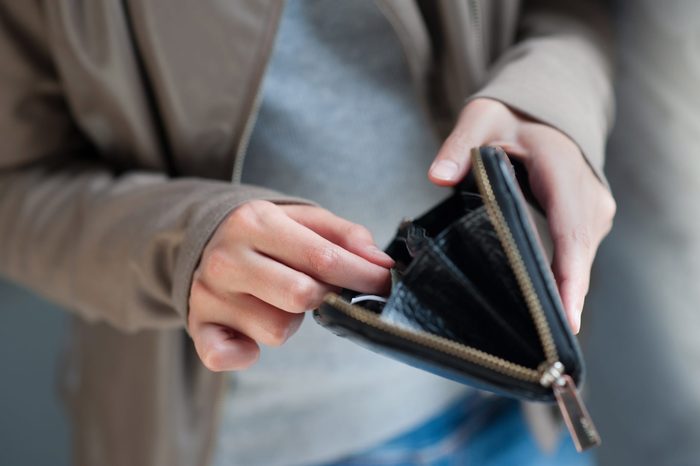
189, 201, 394, 371
428, 98, 616, 333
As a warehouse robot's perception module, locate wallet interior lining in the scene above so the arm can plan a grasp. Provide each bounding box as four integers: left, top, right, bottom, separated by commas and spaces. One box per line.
349, 192, 546, 369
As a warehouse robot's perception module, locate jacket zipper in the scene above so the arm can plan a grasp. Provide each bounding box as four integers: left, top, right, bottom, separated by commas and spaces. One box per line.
230, 2, 285, 184
322, 148, 599, 451
231, 86, 266, 184
468, 0, 484, 68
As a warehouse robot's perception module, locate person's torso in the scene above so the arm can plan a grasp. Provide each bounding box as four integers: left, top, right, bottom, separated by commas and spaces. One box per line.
27, 1, 524, 465
212, 2, 467, 464
40, 0, 518, 181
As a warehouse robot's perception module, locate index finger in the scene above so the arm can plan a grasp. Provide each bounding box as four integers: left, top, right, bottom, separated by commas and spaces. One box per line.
530, 149, 613, 334
251, 210, 392, 295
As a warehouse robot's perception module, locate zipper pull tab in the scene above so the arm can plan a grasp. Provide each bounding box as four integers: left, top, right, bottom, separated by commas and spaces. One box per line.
540, 362, 601, 452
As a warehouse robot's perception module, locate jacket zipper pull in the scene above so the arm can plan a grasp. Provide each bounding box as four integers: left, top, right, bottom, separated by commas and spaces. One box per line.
540, 362, 601, 452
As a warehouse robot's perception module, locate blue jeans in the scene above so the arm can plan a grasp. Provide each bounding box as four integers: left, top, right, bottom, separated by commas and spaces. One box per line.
323, 394, 591, 466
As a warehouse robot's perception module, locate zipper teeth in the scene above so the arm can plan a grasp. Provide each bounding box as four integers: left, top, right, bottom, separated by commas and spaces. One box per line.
324, 293, 540, 382
231, 89, 265, 184
468, 0, 483, 63
230, 2, 285, 184
323, 148, 562, 384
471, 149, 559, 365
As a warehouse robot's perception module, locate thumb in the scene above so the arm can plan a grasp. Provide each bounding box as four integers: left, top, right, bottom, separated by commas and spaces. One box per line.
429, 99, 510, 186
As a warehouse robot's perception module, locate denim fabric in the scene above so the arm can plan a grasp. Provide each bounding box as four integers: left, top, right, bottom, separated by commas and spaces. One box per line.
322, 394, 591, 466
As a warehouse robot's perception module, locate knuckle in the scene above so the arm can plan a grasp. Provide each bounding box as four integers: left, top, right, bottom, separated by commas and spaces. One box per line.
346, 224, 373, 244
573, 228, 593, 252
552, 228, 593, 253
551, 230, 569, 247
602, 195, 617, 224
246, 200, 277, 224
288, 276, 318, 312
228, 203, 258, 231
229, 200, 274, 231
202, 249, 231, 282
260, 319, 293, 347
306, 245, 340, 276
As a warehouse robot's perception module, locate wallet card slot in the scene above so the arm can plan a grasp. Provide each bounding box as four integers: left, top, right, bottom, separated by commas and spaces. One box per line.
436, 207, 545, 363
451, 208, 523, 305
381, 238, 542, 367
472, 148, 560, 367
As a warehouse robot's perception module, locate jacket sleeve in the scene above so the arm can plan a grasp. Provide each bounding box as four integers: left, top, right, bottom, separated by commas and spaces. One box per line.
0, 4, 313, 332
470, 0, 614, 186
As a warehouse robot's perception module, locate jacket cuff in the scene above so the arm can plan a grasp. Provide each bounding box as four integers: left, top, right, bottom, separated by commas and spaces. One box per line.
467, 38, 613, 189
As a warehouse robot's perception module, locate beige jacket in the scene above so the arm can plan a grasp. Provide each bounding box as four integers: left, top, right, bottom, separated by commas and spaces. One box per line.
0, 1, 613, 465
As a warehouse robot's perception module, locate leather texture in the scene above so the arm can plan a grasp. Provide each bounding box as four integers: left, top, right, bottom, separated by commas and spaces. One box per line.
315, 147, 584, 402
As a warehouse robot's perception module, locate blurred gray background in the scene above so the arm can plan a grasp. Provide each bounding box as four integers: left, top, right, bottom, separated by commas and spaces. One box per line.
0, 278, 70, 466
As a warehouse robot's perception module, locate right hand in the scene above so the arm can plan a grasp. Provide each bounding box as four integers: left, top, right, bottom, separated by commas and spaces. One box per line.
189, 200, 394, 372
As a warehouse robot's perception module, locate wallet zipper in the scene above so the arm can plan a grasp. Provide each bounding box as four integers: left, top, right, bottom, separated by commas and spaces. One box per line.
322, 148, 600, 451
472, 148, 599, 451
325, 293, 542, 382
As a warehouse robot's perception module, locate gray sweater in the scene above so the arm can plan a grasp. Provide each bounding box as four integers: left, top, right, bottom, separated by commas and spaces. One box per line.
213, 1, 469, 465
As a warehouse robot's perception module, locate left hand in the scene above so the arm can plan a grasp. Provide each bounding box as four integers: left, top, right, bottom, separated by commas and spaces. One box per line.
428, 98, 616, 333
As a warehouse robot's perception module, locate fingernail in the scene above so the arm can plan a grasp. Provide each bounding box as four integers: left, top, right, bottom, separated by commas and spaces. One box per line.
572, 309, 582, 334
430, 160, 460, 181
368, 245, 394, 264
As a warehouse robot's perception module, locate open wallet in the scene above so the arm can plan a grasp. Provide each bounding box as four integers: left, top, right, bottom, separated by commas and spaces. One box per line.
313, 146, 601, 452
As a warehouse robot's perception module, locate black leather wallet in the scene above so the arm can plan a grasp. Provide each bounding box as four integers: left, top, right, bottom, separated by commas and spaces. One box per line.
314, 146, 600, 451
